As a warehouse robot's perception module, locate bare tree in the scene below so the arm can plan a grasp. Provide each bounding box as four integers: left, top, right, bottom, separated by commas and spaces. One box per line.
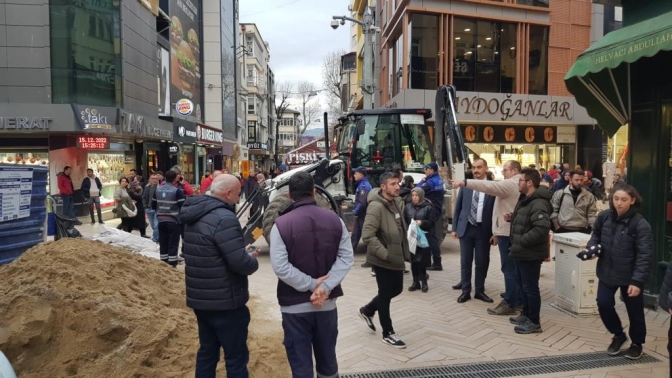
296, 81, 321, 136
322, 49, 346, 122
274, 81, 293, 165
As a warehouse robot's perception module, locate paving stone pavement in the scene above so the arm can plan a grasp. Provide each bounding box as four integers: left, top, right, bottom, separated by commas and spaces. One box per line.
73, 214, 671, 378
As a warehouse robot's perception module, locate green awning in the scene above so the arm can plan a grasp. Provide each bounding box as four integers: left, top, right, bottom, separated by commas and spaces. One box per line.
565, 10, 672, 136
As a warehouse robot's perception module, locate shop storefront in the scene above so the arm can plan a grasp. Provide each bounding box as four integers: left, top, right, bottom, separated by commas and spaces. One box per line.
247, 142, 270, 172
173, 118, 198, 184
196, 123, 224, 180
384, 91, 596, 173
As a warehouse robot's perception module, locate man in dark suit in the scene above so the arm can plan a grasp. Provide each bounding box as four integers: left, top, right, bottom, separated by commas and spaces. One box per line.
451, 158, 496, 303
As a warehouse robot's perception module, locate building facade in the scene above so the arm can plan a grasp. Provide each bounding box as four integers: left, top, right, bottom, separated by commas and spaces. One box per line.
340, 52, 359, 112
240, 23, 273, 171
278, 109, 301, 159
375, 0, 598, 175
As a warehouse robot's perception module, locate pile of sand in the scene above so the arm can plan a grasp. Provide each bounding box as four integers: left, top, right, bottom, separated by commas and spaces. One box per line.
0, 239, 289, 378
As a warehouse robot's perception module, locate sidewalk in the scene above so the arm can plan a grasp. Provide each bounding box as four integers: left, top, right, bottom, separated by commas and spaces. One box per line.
72, 217, 670, 377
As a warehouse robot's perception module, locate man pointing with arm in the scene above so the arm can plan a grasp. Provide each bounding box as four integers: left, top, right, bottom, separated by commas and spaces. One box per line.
452, 160, 523, 316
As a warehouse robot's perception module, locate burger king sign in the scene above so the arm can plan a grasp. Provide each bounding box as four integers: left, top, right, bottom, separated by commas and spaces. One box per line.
175, 98, 193, 116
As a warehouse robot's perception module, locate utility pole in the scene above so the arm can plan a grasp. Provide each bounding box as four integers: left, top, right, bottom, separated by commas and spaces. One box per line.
332, 10, 379, 109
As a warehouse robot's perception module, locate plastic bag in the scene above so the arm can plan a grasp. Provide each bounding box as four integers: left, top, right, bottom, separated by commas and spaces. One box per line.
417, 226, 429, 248
407, 223, 417, 255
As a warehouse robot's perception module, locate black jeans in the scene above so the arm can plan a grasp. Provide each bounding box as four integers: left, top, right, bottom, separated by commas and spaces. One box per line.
120, 217, 135, 233
362, 266, 404, 336
667, 316, 672, 377
458, 223, 490, 293
596, 280, 646, 345
158, 222, 180, 266
194, 306, 250, 378
281, 309, 339, 378
351, 216, 365, 252
514, 259, 543, 325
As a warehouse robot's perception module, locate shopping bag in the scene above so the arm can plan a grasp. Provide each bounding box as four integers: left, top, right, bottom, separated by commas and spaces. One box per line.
407, 223, 417, 255
417, 226, 429, 248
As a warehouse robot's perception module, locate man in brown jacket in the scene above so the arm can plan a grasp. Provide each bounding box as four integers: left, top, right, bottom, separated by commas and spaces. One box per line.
358, 172, 411, 349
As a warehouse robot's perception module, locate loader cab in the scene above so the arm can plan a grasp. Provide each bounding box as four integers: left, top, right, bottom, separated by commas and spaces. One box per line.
334, 108, 434, 194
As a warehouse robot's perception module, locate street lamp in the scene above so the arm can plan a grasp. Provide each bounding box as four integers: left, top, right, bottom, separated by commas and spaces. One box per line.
331, 11, 380, 110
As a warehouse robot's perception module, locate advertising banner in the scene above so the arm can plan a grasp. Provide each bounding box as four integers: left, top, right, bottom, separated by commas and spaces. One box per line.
138, 0, 159, 16
170, 0, 202, 121
0, 167, 33, 222
158, 47, 171, 117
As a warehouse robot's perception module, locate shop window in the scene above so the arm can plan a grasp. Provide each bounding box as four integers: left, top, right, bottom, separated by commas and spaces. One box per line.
409, 14, 439, 90
50, 0, 121, 107
517, 0, 549, 7
529, 25, 549, 95
248, 121, 257, 141
88, 152, 128, 207
453, 18, 517, 94
179, 145, 195, 184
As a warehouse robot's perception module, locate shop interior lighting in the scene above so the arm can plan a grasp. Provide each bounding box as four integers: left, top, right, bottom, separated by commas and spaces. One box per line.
464, 28, 471, 31
455, 37, 461, 40
486, 37, 492, 40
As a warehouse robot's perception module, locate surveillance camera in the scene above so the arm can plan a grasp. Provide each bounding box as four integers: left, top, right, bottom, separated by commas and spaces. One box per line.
331, 20, 340, 29
340, 19, 345, 26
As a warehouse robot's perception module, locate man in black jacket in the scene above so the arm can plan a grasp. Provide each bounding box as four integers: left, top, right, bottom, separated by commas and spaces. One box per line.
508, 168, 551, 335
179, 174, 259, 378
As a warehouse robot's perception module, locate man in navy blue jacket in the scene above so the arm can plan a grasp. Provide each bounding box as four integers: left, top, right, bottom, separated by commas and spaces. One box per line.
451, 158, 496, 304
352, 167, 372, 267
179, 174, 259, 378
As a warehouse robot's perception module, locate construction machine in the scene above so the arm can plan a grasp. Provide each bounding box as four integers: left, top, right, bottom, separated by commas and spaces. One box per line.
238, 85, 469, 247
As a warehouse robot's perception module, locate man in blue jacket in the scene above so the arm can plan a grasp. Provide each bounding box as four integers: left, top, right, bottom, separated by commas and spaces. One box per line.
179, 174, 260, 378
352, 167, 372, 267
416, 162, 445, 270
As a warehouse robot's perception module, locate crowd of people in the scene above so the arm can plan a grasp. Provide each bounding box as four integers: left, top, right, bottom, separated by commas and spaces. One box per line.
54, 159, 672, 377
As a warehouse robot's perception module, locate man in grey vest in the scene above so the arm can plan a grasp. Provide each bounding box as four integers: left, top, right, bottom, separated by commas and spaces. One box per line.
152, 170, 185, 267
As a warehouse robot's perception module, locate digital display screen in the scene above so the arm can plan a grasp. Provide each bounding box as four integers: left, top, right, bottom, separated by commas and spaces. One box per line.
76, 136, 110, 150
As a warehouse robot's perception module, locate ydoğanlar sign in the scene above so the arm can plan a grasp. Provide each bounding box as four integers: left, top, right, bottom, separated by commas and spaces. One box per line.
455, 94, 572, 122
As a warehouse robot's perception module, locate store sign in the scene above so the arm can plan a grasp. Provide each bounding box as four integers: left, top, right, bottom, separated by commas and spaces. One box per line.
76, 136, 110, 150
173, 119, 197, 143
178, 125, 197, 138
456, 94, 573, 121
75, 106, 115, 131
556, 126, 576, 144
120, 110, 173, 140
462, 125, 557, 144
247, 142, 267, 150
197, 124, 223, 145
0, 117, 52, 130
175, 98, 194, 116
167, 142, 181, 156
286, 152, 322, 164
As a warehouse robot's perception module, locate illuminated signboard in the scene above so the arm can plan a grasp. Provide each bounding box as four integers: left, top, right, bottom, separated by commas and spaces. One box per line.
76, 136, 110, 150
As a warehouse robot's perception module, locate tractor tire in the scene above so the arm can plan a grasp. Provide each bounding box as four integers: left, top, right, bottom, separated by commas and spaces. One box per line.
262, 195, 293, 245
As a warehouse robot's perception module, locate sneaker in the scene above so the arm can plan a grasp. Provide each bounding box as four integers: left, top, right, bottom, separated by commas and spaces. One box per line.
514, 322, 542, 334
358, 307, 376, 332
487, 300, 518, 315
382, 333, 406, 349
607, 334, 628, 356
509, 315, 530, 326
91, 221, 96, 225
370, 270, 376, 277
361, 261, 372, 268
624, 343, 643, 360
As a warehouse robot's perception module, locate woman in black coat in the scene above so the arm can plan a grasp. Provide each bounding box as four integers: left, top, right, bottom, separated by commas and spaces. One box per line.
399, 175, 414, 205
587, 183, 653, 360
128, 184, 147, 238
404, 187, 437, 293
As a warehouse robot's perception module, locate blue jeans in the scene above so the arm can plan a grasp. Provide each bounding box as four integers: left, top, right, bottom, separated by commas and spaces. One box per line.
282, 309, 339, 378
146, 209, 159, 242
61, 194, 75, 218
514, 259, 543, 324
194, 306, 251, 378
498, 236, 522, 306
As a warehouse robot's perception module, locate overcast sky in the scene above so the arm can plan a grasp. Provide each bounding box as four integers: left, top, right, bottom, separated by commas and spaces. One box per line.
240, 0, 351, 125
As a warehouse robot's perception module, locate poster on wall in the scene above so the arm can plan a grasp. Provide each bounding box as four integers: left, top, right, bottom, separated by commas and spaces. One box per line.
0, 167, 33, 222
158, 47, 171, 116
170, 0, 202, 121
